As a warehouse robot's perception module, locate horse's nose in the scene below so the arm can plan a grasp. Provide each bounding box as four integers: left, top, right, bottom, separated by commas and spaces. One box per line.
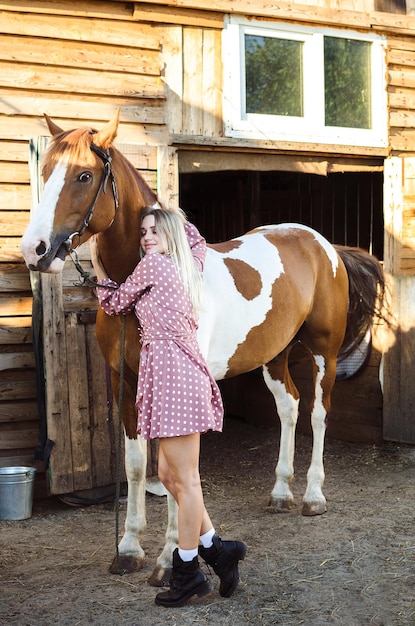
35, 241, 47, 256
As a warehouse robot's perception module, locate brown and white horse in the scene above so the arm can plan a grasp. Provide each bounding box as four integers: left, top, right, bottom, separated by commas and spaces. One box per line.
21, 111, 385, 584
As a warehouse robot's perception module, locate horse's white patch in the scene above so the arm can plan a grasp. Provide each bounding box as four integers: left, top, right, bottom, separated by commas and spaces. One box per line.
198, 233, 284, 379
258, 223, 339, 277
262, 368, 299, 503
20, 162, 67, 269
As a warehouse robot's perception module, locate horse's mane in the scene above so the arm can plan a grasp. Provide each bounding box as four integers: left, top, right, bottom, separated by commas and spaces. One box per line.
42, 128, 96, 177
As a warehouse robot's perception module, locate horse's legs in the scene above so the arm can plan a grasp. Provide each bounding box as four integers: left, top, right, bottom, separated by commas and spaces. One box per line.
302, 353, 328, 516
110, 433, 147, 573
263, 351, 299, 512
263, 348, 329, 516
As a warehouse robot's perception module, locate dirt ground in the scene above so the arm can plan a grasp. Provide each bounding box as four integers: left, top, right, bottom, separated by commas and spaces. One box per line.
1, 416, 415, 626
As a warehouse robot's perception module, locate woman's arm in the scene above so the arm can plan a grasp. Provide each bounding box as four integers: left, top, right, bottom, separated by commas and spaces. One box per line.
184, 221, 206, 272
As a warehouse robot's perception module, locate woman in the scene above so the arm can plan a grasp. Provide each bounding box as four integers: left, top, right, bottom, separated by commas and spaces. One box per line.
90, 205, 246, 607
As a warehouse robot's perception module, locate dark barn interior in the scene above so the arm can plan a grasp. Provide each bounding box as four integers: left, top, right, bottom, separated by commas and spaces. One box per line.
180, 170, 384, 260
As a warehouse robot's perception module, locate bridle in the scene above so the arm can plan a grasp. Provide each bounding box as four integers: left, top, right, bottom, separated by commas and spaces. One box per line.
65, 142, 119, 288
64, 142, 119, 252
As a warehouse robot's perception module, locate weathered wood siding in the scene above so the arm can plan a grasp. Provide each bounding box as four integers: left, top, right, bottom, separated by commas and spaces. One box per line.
0, 1, 166, 475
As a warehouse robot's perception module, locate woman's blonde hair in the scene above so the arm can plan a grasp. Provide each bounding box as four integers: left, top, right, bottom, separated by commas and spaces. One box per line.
139, 205, 203, 314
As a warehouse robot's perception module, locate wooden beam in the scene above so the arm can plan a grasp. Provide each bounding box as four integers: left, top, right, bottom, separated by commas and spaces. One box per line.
134, 2, 223, 27
137, 0, 415, 34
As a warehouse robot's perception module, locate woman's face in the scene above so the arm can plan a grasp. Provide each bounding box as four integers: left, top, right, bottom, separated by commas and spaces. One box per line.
140, 214, 165, 255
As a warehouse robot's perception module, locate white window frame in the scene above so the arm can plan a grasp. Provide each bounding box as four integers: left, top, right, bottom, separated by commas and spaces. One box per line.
222, 16, 387, 148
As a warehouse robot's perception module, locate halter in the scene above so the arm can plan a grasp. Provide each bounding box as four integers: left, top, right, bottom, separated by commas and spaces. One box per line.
64, 142, 119, 251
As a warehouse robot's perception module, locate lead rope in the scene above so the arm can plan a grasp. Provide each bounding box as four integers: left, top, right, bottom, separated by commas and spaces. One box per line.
114, 315, 127, 562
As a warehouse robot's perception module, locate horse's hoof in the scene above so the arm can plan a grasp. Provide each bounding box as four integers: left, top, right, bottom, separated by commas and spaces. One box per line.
267, 497, 295, 513
109, 554, 144, 575
301, 501, 327, 516
148, 566, 172, 587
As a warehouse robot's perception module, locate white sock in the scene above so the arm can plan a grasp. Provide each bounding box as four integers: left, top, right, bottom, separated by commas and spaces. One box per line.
200, 527, 216, 549
178, 547, 198, 562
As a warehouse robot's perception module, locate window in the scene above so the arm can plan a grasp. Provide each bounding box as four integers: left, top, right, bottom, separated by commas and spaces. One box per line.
223, 17, 387, 148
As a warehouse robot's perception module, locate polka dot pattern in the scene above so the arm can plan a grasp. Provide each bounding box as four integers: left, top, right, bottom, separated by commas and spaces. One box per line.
96, 222, 223, 440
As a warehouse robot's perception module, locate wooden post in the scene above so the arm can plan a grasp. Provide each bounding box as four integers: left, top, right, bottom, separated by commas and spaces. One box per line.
383, 156, 415, 442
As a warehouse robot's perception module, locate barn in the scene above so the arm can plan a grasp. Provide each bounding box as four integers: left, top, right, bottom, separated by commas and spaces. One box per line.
1, 0, 414, 498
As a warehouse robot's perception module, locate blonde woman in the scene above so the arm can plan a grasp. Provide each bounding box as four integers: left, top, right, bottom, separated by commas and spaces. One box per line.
90, 206, 246, 607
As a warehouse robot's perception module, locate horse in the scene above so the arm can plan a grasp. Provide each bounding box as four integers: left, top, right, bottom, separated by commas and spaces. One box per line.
21, 110, 386, 585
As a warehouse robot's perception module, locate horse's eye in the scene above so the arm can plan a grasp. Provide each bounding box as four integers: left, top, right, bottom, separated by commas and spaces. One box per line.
79, 172, 92, 183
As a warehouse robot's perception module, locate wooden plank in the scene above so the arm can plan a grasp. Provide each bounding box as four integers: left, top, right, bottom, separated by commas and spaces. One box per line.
1, 211, 31, 236
375, 0, 406, 14
202, 29, 223, 137
0, 117, 168, 145
0, 183, 31, 212
183, 28, 204, 135
41, 273, 74, 494
390, 128, 415, 151
0, 96, 165, 126
0, 318, 32, 345
0, 162, 28, 184
163, 26, 183, 135
0, 293, 32, 317
0, 10, 161, 50
65, 313, 92, 492
157, 145, 179, 205
390, 109, 415, 128
0, 264, 31, 291
389, 69, 415, 89
133, 2, 223, 28
0, 240, 27, 264
141, 0, 415, 33
0, 1, 133, 20
0, 352, 35, 372
0, 401, 38, 423
172, 133, 389, 157
0, 427, 38, 450
0, 63, 164, 100
389, 92, 415, 111
85, 323, 123, 486
0, 141, 30, 162
0, 376, 36, 401
383, 275, 415, 442
0, 34, 161, 77
388, 48, 415, 67
63, 288, 98, 313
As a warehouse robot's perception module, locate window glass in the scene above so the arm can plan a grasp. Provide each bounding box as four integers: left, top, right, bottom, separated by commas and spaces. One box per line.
245, 35, 303, 117
324, 37, 371, 129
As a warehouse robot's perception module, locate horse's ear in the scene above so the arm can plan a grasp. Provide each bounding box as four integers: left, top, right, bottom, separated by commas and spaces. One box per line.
93, 108, 120, 150
44, 114, 64, 136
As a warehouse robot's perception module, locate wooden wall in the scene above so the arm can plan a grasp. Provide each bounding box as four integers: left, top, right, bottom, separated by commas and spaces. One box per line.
2, 0, 415, 475
0, 1, 166, 472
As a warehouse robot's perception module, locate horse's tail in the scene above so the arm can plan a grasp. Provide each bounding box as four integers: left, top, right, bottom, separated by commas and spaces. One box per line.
335, 245, 387, 360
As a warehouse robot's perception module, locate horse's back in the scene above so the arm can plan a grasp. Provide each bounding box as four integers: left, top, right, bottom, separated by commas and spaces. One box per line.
200, 224, 348, 379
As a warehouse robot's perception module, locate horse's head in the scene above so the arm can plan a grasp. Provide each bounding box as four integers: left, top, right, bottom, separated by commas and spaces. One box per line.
21, 110, 121, 273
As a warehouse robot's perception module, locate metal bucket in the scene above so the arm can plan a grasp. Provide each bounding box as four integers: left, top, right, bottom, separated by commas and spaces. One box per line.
0, 466, 36, 520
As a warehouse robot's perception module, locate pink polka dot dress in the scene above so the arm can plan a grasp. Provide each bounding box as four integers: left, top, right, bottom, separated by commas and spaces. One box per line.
96, 222, 223, 440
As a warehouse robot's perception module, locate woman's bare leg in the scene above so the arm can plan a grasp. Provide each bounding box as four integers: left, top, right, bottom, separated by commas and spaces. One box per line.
158, 433, 213, 549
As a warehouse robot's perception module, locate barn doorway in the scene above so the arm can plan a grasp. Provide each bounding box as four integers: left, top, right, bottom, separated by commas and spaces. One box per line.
179, 168, 385, 443
180, 170, 384, 260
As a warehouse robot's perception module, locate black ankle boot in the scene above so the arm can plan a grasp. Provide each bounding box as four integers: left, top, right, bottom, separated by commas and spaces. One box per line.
199, 534, 247, 597
155, 548, 212, 608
